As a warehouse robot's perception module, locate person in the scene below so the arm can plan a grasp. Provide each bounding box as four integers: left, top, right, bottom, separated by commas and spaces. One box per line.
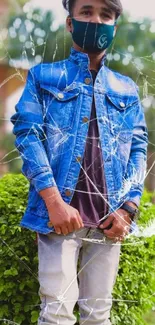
11, 0, 148, 324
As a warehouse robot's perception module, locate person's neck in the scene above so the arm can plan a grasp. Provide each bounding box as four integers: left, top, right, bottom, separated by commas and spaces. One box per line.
73, 44, 106, 72
89, 51, 106, 71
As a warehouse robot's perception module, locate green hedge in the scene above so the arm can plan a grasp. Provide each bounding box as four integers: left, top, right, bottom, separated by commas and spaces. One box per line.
0, 174, 155, 325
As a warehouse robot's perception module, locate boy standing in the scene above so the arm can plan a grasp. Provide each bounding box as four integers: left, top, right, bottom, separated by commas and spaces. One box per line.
11, 0, 148, 324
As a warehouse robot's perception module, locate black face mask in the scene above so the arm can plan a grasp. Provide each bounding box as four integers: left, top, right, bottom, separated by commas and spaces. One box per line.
71, 18, 116, 53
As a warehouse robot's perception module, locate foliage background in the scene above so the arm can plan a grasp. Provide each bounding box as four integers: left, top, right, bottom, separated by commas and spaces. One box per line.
1, 5, 155, 174
0, 174, 155, 325
0, 1, 155, 324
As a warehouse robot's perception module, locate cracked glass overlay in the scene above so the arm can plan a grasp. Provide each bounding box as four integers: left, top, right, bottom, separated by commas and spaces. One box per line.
0, 0, 155, 324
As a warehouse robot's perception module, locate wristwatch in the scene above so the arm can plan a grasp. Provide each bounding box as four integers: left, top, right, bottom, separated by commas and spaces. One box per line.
121, 203, 139, 221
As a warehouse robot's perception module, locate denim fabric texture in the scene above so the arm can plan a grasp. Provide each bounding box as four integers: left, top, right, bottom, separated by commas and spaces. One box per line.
11, 47, 148, 234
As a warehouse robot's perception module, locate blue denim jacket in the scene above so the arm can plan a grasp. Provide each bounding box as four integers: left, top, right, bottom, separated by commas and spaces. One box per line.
11, 48, 148, 234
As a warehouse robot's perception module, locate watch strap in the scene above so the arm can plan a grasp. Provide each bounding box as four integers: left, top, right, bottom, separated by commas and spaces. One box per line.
121, 203, 138, 220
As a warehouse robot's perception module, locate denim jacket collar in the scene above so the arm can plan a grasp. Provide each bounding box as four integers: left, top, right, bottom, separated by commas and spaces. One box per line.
69, 47, 107, 68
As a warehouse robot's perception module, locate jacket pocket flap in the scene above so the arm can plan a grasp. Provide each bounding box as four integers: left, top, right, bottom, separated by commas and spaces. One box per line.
106, 94, 138, 110
40, 84, 80, 101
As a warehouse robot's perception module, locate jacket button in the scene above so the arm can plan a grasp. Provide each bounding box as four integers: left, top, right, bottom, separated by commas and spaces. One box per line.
65, 190, 72, 197
82, 117, 89, 123
47, 221, 53, 228
58, 92, 64, 99
84, 78, 91, 85
119, 101, 125, 108
76, 156, 82, 162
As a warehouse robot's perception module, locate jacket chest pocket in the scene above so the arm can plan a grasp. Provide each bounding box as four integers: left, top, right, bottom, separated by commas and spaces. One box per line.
41, 84, 80, 133
106, 94, 138, 143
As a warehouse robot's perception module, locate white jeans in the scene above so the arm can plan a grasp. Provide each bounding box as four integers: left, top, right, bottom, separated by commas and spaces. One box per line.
38, 227, 121, 325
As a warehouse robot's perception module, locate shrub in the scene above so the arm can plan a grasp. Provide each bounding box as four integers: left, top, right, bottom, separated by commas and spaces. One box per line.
111, 191, 155, 325
0, 174, 39, 325
0, 174, 155, 325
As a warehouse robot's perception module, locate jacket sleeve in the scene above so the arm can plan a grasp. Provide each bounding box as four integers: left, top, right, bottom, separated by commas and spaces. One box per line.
11, 66, 57, 192
124, 89, 148, 207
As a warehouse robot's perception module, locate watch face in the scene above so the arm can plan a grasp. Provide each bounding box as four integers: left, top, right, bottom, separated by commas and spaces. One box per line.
130, 209, 139, 220
131, 209, 138, 216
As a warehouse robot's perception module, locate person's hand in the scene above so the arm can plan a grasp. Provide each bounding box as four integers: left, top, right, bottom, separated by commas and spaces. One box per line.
47, 199, 84, 235
99, 209, 132, 242
40, 187, 84, 235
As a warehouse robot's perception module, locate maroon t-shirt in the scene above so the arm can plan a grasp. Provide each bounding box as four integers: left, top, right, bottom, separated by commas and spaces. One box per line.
70, 70, 108, 228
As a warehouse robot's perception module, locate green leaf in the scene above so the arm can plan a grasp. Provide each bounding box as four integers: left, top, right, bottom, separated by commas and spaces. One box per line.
4, 268, 18, 276
31, 310, 39, 323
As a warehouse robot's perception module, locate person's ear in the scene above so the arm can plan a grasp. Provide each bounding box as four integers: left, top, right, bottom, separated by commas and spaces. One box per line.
66, 16, 73, 33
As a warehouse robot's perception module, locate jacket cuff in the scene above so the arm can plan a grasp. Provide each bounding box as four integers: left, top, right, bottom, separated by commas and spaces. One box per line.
28, 169, 57, 192
126, 188, 143, 208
